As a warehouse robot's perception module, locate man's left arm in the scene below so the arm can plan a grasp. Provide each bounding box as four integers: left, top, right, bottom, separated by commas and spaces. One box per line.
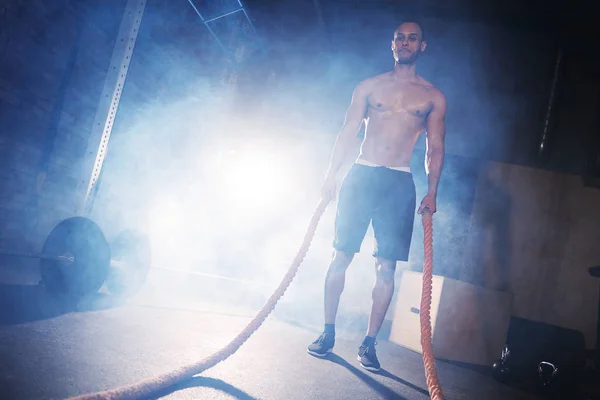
418, 90, 447, 214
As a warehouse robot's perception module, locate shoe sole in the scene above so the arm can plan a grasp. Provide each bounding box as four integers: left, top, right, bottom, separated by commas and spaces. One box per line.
357, 355, 380, 372
307, 348, 332, 358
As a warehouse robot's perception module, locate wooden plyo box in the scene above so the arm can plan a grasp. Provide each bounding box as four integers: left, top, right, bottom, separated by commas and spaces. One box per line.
389, 270, 513, 366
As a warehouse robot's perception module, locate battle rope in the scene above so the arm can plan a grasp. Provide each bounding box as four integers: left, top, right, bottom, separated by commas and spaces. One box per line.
70, 200, 443, 400
420, 210, 444, 400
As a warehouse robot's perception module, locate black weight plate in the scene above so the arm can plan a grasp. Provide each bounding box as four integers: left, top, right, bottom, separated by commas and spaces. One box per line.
40, 217, 111, 298
105, 229, 151, 297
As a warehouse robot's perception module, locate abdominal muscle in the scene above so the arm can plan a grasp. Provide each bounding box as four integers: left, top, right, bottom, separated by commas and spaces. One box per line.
357, 112, 425, 168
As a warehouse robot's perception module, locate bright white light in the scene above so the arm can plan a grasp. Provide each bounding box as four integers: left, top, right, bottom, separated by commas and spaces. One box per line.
219, 150, 295, 216
148, 197, 185, 260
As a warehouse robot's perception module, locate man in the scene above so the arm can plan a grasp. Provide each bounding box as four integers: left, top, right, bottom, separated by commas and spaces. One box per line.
307, 21, 446, 372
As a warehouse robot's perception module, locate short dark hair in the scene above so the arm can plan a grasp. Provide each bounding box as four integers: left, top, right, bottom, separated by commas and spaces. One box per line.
394, 20, 425, 41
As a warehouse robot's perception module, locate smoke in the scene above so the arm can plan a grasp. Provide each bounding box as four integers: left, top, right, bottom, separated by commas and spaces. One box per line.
83, 1, 560, 339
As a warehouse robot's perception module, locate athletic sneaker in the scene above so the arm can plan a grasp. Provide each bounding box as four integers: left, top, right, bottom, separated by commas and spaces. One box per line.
358, 341, 381, 372
307, 332, 335, 357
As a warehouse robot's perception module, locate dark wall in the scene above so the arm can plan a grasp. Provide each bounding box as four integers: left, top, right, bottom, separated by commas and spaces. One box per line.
243, 0, 599, 175
0, 0, 126, 250
0, 0, 238, 248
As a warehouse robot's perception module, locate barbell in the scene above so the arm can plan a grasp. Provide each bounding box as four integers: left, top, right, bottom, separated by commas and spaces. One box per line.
0, 216, 254, 299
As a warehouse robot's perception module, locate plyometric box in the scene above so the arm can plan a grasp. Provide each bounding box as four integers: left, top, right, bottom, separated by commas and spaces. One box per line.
389, 270, 513, 366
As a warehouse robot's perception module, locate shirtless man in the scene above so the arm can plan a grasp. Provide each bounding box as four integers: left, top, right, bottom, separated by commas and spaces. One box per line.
307, 21, 446, 372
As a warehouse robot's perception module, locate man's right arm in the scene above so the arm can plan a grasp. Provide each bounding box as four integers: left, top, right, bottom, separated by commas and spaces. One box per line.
324, 80, 370, 181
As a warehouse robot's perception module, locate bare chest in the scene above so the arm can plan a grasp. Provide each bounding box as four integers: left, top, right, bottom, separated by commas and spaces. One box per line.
367, 84, 432, 119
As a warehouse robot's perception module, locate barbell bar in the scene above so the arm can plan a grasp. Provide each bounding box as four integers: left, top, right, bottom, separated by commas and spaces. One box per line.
0, 249, 74, 263
0, 216, 256, 299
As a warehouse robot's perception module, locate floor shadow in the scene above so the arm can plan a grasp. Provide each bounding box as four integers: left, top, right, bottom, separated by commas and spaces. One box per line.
376, 367, 431, 397
146, 376, 258, 400
443, 359, 493, 377
324, 353, 415, 399
0, 283, 122, 325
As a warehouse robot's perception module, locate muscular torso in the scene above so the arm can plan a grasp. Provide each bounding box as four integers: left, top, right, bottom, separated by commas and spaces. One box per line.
358, 74, 438, 168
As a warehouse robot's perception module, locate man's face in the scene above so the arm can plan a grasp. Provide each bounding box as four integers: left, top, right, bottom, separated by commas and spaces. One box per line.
391, 22, 427, 64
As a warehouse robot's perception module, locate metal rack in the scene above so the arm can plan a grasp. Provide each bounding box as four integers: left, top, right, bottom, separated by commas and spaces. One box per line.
76, 0, 147, 217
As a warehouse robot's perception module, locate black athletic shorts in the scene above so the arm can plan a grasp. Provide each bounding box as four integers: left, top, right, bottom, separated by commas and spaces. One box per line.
333, 163, 417, 262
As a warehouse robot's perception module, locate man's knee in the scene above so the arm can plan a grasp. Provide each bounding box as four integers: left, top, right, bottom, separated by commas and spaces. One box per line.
329, 250, 354, 273
375, 257, 397, 283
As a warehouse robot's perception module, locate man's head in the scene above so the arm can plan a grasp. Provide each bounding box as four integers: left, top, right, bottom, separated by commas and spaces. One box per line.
391, 21, 427, 65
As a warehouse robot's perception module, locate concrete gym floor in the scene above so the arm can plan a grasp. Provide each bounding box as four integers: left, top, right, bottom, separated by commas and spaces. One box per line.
0, 261, 543, 400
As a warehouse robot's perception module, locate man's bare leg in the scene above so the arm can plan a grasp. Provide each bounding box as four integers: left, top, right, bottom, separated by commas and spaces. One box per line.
324, 250, 354, 325
357, 257, 396, 372
366, 257, 397, 338
308, 249, 353, 357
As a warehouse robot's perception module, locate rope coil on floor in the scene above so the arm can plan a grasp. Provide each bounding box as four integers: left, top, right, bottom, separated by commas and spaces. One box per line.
69, 200, 443, 400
